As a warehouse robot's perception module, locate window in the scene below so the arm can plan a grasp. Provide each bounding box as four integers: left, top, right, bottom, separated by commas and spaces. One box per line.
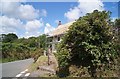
58, 37, 60, 41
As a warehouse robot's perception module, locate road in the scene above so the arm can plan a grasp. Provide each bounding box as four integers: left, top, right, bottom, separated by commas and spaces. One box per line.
1, 58, 34, 78
0, 63, 2, 78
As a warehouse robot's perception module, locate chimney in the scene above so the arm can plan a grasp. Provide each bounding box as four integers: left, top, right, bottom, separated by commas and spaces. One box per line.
58, 21, 61, 26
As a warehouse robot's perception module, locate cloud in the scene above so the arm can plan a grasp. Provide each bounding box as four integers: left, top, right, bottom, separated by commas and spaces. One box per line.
23, 18, 44, 38
24, 31, 42, 38
0, 1, 47, 20
44, 23, 55, 34
64, 7, 81, 21
0, 15, 44, 38
0, 2, 20, 15
0, 0, 48, 38
25, 18, 44, 32
64, 0, 104, 21
1, 0, 24, 2
17, 4, 39, 20
40, 9, 47, 17
0, 16, 23, 34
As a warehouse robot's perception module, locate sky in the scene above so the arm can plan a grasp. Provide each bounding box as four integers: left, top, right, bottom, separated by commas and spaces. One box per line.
0, 0, 119, 38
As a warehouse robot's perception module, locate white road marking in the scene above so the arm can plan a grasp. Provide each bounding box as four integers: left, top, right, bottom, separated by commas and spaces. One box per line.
25, 69, 28, 72
21, 69, 28, 74
20, 71, 26, 74
25, 73, 30, 77
16, 69, 30, 77
16, 73, 22, 77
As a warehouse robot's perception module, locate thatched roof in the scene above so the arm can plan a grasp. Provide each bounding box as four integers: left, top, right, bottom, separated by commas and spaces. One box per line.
49, 21, 75, 37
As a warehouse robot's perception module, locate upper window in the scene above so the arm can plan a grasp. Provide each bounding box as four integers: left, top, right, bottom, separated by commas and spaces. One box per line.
58, 37, 60, 41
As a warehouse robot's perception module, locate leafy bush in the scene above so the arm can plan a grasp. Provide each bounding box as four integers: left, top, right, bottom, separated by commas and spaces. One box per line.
31, 48, 44, 62
2, 43, 30, 60
57, 47, 70, 68
1, 33, 47, 63
15, 43, 31, 59
2, 43, 14, 58
57, 10, 118, 77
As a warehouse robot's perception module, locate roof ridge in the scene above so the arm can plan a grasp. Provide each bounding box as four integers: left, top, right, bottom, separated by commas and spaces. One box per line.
48, 21, 75, 36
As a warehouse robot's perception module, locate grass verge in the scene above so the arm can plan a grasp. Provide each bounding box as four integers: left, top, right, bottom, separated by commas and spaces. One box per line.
0, 58, 2, 63
0, 58, 19, 63
28, 55, 48, 72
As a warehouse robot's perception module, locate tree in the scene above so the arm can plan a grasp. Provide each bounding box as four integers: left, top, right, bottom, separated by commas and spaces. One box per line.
114, 19, 120, 73
2, 33, 18, 43
28, 37, 37, 48
114, 19, 120, 42
1, 33, 45, 62
112, 19, 120, 56
57, 10, 118, 77
38, 34, 47, 50
115, 19, 120, 27
0, 34, 6, 42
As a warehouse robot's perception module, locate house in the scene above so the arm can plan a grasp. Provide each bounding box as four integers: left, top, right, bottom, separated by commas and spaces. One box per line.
47, 21, 75, 53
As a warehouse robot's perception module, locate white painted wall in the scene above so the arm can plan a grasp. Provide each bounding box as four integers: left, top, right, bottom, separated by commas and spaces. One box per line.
51, 35, 62, 52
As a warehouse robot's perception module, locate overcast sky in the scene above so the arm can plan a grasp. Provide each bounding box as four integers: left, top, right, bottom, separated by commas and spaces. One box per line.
0, 0, 119, 38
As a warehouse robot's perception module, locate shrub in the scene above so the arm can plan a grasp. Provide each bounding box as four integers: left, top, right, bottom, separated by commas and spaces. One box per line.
31, 48, 44, 62
57, 10, 118, 77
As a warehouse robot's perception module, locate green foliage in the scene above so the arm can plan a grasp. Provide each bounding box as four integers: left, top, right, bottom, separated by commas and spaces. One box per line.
1, 33, 46, 63
28, 37, 38, 47
115, 19, 120, 28
57, 10, 118, 77
2, 33, 18, 43
113, 19, 120, 75
114, 19, 120, 53
31, 48, 44, 62
114, 19, 120, 40
56, 47, 70, 77
38, 34, 47, 50
2, 42, 44, 63
2, 43, 30, 60
14, 38, 29, 46
57, 47, 70, 68
2, 43, 14, 58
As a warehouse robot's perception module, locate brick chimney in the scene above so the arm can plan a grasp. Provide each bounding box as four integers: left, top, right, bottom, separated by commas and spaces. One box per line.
58, 21, 61, 26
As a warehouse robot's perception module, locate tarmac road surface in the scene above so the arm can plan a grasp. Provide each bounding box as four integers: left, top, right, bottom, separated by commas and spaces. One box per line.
1, 58, 34, 78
